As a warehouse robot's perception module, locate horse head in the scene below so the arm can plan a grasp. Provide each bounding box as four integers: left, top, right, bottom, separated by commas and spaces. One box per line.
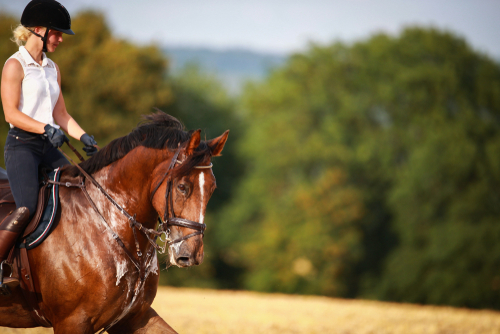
151, 128, 229, 268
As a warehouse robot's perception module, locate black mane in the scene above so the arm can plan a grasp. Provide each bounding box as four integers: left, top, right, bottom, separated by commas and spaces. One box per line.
64, 111, 211, 177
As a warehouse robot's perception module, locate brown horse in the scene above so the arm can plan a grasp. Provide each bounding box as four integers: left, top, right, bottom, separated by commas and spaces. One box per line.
0, 112, 229, 333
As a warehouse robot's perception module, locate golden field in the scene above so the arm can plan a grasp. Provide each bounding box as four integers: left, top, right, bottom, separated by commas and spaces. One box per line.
2, 286, 500, 334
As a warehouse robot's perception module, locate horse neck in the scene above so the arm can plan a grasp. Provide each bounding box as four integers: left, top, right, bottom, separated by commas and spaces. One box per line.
91, 146, 169, 229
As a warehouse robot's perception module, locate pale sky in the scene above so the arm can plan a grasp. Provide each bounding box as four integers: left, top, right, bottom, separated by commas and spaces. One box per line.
1, 0, 499, 57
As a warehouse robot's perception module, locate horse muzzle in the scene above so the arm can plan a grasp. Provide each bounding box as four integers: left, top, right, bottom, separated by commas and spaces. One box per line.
169, 239, 204, 268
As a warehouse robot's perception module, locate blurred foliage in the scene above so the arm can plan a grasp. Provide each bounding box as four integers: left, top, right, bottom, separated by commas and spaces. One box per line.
214, 27, 500, 309
2, 10, 500, 310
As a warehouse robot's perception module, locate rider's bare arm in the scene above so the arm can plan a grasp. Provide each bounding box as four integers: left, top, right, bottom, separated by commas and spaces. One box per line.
1, 59, 47, 134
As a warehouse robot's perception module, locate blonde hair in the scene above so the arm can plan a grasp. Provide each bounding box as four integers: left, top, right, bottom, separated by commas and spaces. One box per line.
10, 24, 34, 46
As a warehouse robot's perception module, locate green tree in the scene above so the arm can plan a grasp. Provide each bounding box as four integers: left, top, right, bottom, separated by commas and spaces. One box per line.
215, 27, 500, 309
363, 29, 500, 308
215, 43, 369, 296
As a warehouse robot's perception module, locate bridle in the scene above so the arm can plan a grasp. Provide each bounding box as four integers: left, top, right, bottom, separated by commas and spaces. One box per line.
55, 144, 211, 274
150, 146, 211, 247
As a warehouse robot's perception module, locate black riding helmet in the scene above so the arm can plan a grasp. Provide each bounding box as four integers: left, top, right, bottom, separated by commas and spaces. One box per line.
21, 0, 74, 52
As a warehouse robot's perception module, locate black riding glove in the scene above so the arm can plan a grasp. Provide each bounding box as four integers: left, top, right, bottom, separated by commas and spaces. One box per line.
80, 133, 98, 156
44, 124, 68, 148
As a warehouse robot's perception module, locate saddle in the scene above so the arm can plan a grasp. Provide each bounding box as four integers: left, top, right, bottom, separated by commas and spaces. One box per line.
0, 167, 55, 328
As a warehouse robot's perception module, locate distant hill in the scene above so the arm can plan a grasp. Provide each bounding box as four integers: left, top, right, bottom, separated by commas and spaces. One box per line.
163, 47, 287, 95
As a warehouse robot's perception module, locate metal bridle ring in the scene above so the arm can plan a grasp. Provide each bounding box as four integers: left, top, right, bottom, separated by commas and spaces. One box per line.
159, 231, 169, 243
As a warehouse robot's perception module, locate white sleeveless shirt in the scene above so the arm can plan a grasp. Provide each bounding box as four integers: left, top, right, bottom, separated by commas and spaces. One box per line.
7, 46, 60, 129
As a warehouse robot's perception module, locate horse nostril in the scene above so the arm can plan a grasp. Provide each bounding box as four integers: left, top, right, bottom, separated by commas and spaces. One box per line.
176, 257, 191, 267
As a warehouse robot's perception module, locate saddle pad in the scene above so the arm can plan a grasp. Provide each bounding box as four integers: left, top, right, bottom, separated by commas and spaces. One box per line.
19, 168, 62, 250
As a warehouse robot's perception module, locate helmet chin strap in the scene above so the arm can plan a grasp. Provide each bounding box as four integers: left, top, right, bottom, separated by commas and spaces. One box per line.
28, 28, 50, 52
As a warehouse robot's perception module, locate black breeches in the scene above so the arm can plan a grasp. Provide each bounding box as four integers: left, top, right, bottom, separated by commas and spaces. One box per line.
4, 128, 69, 219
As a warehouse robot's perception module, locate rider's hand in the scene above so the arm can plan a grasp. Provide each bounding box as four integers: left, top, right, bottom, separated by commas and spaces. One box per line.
44, 124, 68, 148
80, 133, 98, 156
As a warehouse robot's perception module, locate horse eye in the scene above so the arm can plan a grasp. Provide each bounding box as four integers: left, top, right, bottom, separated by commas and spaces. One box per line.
178, 184, 186, 192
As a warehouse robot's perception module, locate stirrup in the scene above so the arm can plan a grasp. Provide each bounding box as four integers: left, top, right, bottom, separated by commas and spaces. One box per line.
0, 260, 17, 296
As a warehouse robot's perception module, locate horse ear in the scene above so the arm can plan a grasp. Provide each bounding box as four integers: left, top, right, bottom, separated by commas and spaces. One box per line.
208, 130, 229, 157
186, 129, 201, 156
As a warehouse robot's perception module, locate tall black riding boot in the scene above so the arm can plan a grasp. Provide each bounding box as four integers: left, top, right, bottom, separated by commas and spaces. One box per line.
0, 207, 30, 295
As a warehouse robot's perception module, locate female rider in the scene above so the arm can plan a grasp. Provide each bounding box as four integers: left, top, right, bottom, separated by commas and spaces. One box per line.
0, 0, 97, 286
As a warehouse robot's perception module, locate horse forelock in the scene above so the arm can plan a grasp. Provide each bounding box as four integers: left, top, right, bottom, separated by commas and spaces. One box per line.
64, 111, 213, 178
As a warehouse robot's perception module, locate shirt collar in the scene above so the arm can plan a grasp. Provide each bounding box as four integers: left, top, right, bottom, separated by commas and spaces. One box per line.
19, 46, 48, 67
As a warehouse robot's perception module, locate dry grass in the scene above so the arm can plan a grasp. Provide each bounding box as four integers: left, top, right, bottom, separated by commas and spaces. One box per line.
2, 287, 500, 333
